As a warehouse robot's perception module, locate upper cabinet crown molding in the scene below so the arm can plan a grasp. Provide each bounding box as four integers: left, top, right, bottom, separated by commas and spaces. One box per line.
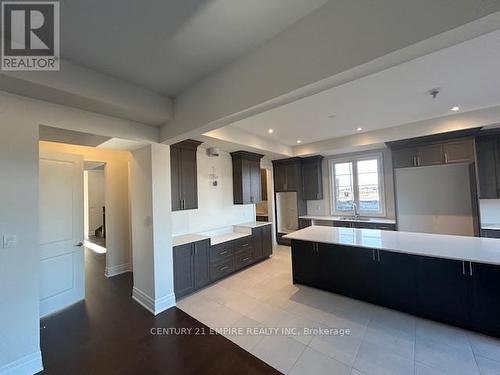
231, 151, 264, 205
171, 139, 203, 211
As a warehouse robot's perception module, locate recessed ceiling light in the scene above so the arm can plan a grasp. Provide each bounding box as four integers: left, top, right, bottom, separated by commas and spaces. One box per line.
268, 128, 274, 134
296, 140, 302, 144
451, 106, 460, 112
356, 127, 363, 132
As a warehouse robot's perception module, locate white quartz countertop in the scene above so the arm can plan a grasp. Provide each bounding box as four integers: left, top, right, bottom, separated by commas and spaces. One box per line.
210, 232, 251, 246
482, 224, 500, 231
299, 215, 396, 225
234, 221, 272, 228
173, 234, 210, 247
284, 225, 500, 266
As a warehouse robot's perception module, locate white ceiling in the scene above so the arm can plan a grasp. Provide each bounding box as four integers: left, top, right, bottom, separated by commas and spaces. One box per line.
230, 30, 500, 146
61, 0, 327, 96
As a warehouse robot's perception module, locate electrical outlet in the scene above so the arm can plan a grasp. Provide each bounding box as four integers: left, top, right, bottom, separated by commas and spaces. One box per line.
3, 235, 17, 248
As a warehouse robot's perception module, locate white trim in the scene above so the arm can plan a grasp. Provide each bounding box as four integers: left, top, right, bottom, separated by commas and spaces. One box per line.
132, 287, 176, 316
0, 351, 43, 375
329, 152, 386, 217
105, 263, 132, 278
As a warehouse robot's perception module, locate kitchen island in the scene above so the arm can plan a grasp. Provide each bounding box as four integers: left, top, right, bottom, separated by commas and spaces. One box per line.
284, 225, 500, 338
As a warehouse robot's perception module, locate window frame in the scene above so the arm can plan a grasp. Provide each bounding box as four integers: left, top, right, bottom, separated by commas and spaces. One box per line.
328, 152, 386, 217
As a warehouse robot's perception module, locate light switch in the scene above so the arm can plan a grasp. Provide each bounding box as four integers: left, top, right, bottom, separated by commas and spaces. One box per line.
3, 235, 17, 248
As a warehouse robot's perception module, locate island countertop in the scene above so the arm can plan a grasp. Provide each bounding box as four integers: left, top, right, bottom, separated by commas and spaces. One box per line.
284, 225, 500, 266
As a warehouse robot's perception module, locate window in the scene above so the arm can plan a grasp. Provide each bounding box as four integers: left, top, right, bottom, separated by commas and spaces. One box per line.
329, 153, 385, 216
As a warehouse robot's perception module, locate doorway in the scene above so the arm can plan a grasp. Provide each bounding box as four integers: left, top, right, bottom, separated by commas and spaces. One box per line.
84, 161, 107, 253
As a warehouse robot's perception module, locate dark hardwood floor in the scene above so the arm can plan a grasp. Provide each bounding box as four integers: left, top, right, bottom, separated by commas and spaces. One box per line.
39, 248, 281, 375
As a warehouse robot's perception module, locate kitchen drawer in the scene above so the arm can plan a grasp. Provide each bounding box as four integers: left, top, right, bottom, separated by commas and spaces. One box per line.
210, 258, 234, 280
209, 242, 233, 264
233, 235, 253, 253
234, 248, 253, 270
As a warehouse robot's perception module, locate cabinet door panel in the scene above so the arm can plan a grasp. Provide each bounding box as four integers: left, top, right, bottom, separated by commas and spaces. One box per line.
469, 262, 500, 336
416, 256, 469, 326
173, 244, 194, 297
392, 148, 417, 168
241, 159, 252, 204
317, 244, 377, 301
262, 224, 272, 257
443, 140, 474, 164
180, 148, 198, 210
274, 165, 287, 192
302, 159, 323, 200
376, 251, 417, 314
252, 227, 264, 259
285, 163, 301, 191
250, 160, 261, 203
194, 240, 210, 289
417, 144, 444, 166
476, 138, 498, 198
170, 147, 182, 211
291, 240, 319, 286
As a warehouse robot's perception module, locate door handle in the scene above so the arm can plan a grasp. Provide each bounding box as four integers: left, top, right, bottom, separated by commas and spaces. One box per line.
75, 241, 84, 247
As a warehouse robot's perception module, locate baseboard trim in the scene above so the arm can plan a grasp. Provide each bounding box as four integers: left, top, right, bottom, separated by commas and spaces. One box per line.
132, 287, 175, 315
105, 263, 131, 278
0, 350, 43, 375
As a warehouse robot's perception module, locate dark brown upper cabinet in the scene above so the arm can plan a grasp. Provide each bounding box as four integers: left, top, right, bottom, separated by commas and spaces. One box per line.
260, 169, 268, 201
231, 151, 264, 204
476, 136, 500, 199
273, 157, 303, 192
171, 140, 202, 211
390, 138, 475, 168
301, 156, 324, 200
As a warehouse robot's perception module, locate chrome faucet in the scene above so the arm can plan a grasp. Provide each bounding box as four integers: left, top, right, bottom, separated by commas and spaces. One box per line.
352, 202, 359, 219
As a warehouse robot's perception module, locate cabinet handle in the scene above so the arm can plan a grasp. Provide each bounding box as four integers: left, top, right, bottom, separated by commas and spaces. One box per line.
372, 249, 376, 261
219, 251, 228, 255
242, 257, 250, 262
412, 156, 417, 167
242, 244, 249, 247
444, 152, 448, 164
377, 250, 380, 262
417, 156, 421, 166
219, 266, 229, 271
469, 262, 473, 276
462, 261, 466, 275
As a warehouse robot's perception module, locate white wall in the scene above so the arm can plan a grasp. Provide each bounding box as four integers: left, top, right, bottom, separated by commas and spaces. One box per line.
87, 170, 105, 233
0, 91, 161, 374
306, 148, 396, 219
172, 147, 255, 236
130, 144, 175, 314
0, 119, 43, 373
480, 199, 500, 225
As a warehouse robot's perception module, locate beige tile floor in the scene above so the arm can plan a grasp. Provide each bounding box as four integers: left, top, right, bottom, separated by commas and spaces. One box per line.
177, 245, 500, 374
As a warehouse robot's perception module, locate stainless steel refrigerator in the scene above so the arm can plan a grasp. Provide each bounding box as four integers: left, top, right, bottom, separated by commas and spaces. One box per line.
395, 163, 476, 236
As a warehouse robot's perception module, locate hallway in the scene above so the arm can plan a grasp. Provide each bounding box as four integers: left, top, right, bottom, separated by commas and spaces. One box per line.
39, 248, 280, 374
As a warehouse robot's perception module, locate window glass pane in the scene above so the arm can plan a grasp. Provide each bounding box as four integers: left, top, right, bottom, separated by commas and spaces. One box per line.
357, 159, 380, 212
334, 162, 353, 211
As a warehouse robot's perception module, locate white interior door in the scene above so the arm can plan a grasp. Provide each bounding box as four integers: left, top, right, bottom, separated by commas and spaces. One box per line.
39, 151, 84, 317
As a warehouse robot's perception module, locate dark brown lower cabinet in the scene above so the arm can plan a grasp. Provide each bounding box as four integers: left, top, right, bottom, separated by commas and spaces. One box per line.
291, 240, 500, 338
173, 239, 210, 298
174, 225, 273, 298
